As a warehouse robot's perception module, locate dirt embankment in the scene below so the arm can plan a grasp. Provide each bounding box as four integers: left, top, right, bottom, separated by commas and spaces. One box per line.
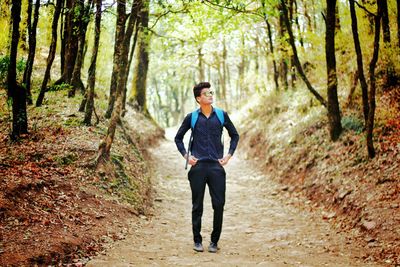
0, 91, 164, 266
239, 89, 400, 266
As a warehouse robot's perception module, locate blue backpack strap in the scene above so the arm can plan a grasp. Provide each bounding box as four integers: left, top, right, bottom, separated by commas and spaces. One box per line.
214, 107, 225, 126
191, 109, 200, 129
190, 107, 225, 129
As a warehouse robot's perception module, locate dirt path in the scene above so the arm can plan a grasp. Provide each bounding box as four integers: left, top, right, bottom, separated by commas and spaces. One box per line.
87, 128, 380, 267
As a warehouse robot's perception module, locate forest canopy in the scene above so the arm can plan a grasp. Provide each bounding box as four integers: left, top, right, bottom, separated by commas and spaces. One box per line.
1, 0, 400, 159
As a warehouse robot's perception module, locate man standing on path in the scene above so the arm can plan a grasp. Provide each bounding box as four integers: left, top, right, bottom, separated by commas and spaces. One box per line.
174, 82, 239, 253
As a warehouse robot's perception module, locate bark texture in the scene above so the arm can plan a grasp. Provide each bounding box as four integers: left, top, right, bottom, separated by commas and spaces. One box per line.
8, 0, 28, 138
325, 0, 342, 141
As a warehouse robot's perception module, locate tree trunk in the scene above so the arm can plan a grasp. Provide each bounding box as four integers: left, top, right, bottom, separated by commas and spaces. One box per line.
25, 0, 32, 50
127, 18, 141, 74
36, 0, 62, 107
198, 47, 205, 81
237, 32, 246, 98
325, 0, 342, 141
285, 1, 298, 89
265, 19, 279, 91
23, 0, 40, 105
83, 0, 101, 125
366, 4, 382, 159
122, 1, 142, 116
123, 18, 141, 115
23, 0, 32, 87
217, 59, 225, 108
59, 0, 80, 84
278, 5, 289, 90
301, 0, 313, 32
69, 0, 93, 97
105, 0, 127, 118
8, 0, 28, 139
361, 0, 374, 34
96, 0, 142, 166
128, 0, 151, 116
60, 0, 65, 74
335, 4, 341, 31
293, 0, 303, 47
290, 56, 296, 89
97, 92, 123, 165
96, 0, 126, 167
346, 70, 359, 107
221, 39, 227, 104
349, 0, 369, 125
380, 0, 396, 87
280, 0, 327, 107
397, 0, 400, 47
381, 0, 390, 43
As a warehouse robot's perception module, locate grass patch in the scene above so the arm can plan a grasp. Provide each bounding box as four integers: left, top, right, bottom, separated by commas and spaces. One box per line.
55, 153, 78, 166
341, 115, 364, 134
109, 153, 141, 205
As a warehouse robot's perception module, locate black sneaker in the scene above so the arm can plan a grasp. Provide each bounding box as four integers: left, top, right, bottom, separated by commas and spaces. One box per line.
208, 242, 218, 253
193, 242, 204, 252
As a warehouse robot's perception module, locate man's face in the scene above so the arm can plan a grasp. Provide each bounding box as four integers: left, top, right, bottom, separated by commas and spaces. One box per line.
197, 88, 214, 105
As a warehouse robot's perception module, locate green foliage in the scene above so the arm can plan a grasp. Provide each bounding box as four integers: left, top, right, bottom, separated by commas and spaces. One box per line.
48, 82, 73, 92
0, 55, 26, 85
64, 116, 83, 127
55, 153, 78, 165
341, 116, 364, 134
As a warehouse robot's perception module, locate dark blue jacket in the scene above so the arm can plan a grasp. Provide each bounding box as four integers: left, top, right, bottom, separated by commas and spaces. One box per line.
175, 108, 239, 162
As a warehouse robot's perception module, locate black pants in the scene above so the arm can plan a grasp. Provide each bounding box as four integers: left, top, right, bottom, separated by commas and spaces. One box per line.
188, 161, 226, 244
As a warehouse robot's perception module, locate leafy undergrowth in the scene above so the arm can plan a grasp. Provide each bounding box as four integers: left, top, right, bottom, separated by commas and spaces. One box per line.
0, 89, 164, 265
239, 88, 400, 266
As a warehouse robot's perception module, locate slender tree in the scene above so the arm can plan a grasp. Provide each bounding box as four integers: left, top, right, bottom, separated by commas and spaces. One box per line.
122, 16, 141, 115
301, 0, 313, 32
198, 47, 205, 81
237, 32, 247, 99
380, 0, 395, 87
397, 0, 400, 47
278, 3, 288, 90
128, 0, 150, 115
265, 18, 279, 91
325, 0, 342, 141
279, 0, 327, 107
8, 0, 28, 139
346, 70, 359, 107
36, 0, 62, 107
381, 0, 390, 43
57, 0, 81, 85
105, 0, 127, 118
349, 0, 369, 125
83, 0, 101, 125
220, 39, 228, 107
366, 3, 383, 158
60, 0, 66, 73
22, 0, 40, 105
293, 0, 303, 47
97, 0, 142, 165
70, 0, 94, 97
119, 0, 142, 115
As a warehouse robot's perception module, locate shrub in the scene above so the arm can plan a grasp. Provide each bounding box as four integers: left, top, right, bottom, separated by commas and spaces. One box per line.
0, 55, 26, 85
48, 82, 73, 92
341, 115, 364, 134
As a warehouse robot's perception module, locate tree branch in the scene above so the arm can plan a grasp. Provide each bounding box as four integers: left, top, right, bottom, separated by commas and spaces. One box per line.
147, 28, 187, 42
149, 7, 189, 30
201, 0, 264, 19
354, 0, 376, 16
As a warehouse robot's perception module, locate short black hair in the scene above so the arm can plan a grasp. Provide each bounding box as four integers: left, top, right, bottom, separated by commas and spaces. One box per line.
193, 82, 211, 99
